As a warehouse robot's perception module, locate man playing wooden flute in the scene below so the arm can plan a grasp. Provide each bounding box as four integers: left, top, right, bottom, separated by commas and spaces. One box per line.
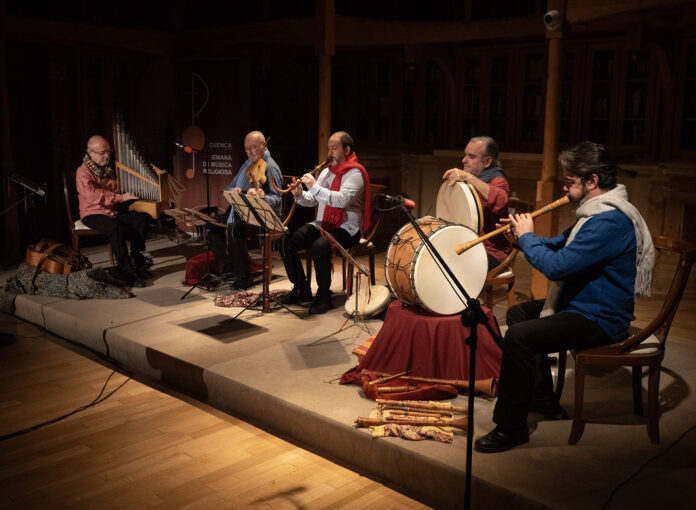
77, 135, 150, 288
475, 141, 654, 453
279, 131, 371, 314
442, 136, 511, 269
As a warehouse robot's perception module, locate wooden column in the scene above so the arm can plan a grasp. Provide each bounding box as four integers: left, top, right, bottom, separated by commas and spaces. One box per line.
316, 0, 334, 161
531, 2, 565, 300
0, 0, 21, 265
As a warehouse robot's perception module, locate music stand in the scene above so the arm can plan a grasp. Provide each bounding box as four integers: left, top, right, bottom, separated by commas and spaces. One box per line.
223, 191, 301, 319
168, 207, 230, 299
307, 228, 373, 346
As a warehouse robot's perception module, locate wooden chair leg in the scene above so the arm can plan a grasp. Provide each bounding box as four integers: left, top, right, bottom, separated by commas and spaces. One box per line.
647, 363, 661, 445
108, 245, 114, 265
369, 252, 375, 285
568, 357, 586, 444
341, 257, 347, 290
346, 262, 354, 296
507, 282, 515, 308
485, 286, 493, 309
555, 350, 567, 401
632, 366, 644, 416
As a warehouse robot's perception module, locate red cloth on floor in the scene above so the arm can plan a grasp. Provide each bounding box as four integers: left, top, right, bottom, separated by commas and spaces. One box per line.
340, 300, 502, 385
183, 251, 221, 285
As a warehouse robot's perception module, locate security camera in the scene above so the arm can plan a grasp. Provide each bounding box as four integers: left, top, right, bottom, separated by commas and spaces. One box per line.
544, 10, 562, 31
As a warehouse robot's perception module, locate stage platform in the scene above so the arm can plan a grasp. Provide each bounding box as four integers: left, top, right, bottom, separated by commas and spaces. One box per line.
3, 235, 696, 509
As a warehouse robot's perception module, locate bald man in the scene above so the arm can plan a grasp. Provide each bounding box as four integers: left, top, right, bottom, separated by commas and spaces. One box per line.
77, 135, 150, 288
208, 131, 282, 290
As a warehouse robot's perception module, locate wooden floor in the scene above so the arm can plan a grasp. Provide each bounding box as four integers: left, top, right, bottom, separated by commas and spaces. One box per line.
0, 315, 429, 510
2, 249, 694, 510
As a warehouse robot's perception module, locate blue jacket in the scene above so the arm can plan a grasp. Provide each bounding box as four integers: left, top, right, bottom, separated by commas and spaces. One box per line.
519, 209, 636, 342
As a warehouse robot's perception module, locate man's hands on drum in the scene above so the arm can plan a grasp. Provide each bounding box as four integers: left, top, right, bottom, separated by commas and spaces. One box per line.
497, 213, 534, 244
442, 168, 469, 187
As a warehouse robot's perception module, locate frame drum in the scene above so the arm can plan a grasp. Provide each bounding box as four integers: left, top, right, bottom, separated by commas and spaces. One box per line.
435, 181, 483, 234
344, 284, 391, 317
385, 217, 487, 316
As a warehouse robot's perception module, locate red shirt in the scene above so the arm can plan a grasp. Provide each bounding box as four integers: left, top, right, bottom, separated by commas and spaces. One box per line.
76, 164, 127, 218
480, 176, 512, 263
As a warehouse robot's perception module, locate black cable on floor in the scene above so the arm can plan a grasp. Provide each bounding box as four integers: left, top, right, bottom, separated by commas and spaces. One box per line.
600, 421, 696, 509
0, 370, 131, 441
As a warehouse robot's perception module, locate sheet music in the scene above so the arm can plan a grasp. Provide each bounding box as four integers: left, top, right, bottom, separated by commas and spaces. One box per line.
223, 190, 285, 233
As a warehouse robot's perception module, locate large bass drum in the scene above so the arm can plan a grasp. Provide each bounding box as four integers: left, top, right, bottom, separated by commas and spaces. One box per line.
385, 217, 487, 316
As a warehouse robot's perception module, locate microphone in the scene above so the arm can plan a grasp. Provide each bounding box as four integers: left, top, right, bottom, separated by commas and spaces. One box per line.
174, 142, 211, 155
383, 194, 415, 210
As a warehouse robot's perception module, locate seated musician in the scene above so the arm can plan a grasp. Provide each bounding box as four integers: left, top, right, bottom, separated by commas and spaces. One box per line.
76, 135, 150, 288
279, 131, 371, 315
442, 136, 511, 269
475, 142, 654, 453
208, 131, 282, 290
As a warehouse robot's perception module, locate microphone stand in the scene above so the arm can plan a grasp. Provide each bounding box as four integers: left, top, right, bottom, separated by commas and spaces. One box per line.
393, 197, 502, 510
1, 175, 46, 218
179, 144, 225, 297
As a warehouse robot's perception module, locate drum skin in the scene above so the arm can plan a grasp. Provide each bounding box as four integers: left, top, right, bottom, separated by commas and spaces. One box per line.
435, 181, 483, 234
385, 217, 487, 316
344, 284, 391, 317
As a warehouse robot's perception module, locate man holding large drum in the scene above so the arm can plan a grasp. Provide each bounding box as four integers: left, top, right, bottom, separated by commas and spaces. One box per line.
442, 136, 511, 269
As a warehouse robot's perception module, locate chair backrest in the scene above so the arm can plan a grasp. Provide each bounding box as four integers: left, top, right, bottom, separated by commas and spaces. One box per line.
508, 195, 535, 215
361, 183, 387, 243
62, 172, 78, 229
642, 236, 696, 346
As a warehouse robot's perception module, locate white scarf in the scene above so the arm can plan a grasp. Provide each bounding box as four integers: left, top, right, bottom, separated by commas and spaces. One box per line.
540, 184, 654, 317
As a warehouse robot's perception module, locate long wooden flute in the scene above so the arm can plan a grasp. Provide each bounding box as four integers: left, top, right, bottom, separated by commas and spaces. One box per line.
376, 398, 467, 414
356, 416, 468, 431
454, 195, 571, 254
365, 370, 497, 397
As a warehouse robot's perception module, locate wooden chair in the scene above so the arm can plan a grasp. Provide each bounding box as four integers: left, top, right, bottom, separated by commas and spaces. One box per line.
62, 172, 114, 265
482, 195, 534, 308
558, 235, 696, 445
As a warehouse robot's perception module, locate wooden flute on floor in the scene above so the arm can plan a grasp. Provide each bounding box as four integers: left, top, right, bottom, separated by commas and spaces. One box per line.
376, 398, 468, 414
355, 416, 468, 431
363, 369, 497, 397
454, 194, 571, 254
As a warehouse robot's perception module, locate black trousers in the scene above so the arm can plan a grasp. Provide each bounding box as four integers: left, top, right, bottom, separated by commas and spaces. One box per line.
493, 299, 612, 431
81, 211, 148, 275
281, 223, 360, 295
208, 214, 257, 279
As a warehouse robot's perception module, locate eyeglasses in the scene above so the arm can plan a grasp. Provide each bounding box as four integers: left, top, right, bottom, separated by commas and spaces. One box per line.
89, 148, 111, 156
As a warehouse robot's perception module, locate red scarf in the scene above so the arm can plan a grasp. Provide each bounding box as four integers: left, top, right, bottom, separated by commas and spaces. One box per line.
321, 152, 371, 231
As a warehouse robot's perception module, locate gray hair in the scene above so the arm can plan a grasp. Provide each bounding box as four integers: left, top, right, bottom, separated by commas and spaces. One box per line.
470, 136, 499, 168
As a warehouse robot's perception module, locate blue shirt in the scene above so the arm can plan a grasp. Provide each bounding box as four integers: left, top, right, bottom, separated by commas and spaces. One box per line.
225, 149, 282, 224
519, 209, 637, 342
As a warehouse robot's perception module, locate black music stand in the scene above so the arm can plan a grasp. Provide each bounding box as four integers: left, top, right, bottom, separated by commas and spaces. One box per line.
391, 198, 503, 510
172, 208, 230, 299
307, 228, 373, 346
223, 191, 301, 319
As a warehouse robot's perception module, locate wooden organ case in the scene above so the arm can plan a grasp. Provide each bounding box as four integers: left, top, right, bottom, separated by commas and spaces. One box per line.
112, 114, 183, 219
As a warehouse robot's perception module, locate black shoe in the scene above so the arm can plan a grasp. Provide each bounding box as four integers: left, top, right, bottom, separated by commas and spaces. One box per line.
233, 275, 254, 290
529, 394, 562, 417
474, 426, 529, 453
309, 292, 332, 315
124, 272, 147, 288
278, 285, 312, 305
